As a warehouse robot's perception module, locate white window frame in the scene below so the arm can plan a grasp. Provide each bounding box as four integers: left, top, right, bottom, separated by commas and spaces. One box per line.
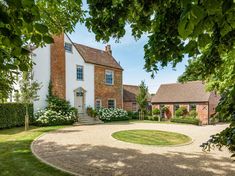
76, 65, 83, 81
95, 99, 102, 109
65, 42, 73, 53
108, 99, 116, 108
105, 70, 114, 85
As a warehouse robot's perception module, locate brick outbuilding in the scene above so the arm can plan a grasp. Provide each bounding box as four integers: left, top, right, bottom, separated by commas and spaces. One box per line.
151, 81, 220, 125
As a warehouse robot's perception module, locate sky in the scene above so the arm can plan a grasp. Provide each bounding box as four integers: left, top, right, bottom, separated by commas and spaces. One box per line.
69, 24, 188, 94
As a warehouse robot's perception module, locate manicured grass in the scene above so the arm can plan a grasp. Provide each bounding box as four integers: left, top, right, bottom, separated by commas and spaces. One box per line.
112, 129, 191, 146
0, 126, 71, 176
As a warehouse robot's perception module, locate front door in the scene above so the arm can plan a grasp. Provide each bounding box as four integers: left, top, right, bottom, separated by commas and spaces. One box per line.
75, 92, 84, 113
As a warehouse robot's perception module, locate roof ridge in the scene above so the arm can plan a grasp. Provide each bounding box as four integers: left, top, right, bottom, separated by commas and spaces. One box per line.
73, 43, 105, 53
161, 81, 203, 86
123, 84, 139, 87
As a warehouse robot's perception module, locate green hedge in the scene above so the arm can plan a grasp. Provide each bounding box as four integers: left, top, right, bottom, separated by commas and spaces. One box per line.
171, 117, 200, 125
0, 103, 34, 129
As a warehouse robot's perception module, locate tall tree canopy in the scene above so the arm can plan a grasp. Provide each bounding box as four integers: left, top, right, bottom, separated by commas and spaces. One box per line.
85, 0, 235, 155
0, 0, 84, 98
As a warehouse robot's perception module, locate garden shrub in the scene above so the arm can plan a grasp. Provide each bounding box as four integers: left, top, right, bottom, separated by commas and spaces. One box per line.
148, 115, 159, 121
189, 110, 197, 118
86, 106, 97, 118
175, 106, 188, 117
97, 108, 128, 122
86, 106, 93, 116
46, 96, 72, 115
34, 109, 77, 126
171, 116, 199, 125
0, 103, 34, 129
152, 108, 160, 115
35, 94, 78, 126
127, 111, 138, 119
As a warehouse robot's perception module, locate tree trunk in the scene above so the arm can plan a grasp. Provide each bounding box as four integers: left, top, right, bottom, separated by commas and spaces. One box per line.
25, 104, 29, 131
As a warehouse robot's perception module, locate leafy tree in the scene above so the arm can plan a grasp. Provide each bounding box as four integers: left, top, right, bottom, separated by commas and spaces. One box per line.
85, 0, 235, 156
19, 72, 41, 130
136, 81, 148, 120
0, 0, 84, 97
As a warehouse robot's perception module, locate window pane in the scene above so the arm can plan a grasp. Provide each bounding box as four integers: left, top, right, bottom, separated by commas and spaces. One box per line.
189, 104, 196, 111
108, 100, 115, 108
65, 43, 72, 52
105, 70, 113, 84
77, 66, 83, 80
96, 100, 101, 109
174, 104, 179, 113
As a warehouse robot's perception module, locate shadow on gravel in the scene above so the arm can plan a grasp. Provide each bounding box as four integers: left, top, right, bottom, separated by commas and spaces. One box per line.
33, 140, 235, 176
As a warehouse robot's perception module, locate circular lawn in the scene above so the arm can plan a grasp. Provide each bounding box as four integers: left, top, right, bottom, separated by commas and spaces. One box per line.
112, 129, 191, 146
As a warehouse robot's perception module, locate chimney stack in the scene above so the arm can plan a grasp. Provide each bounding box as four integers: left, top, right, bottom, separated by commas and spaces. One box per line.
105, 44, 112, 55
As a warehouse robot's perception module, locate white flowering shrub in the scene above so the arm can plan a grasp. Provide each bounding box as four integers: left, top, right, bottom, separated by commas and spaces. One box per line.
97, 108, 129, 122
34, 109, 77, 126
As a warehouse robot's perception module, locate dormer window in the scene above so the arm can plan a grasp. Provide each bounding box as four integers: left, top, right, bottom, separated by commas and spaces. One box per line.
65, 42, 72, 53
105, 70, 114, 85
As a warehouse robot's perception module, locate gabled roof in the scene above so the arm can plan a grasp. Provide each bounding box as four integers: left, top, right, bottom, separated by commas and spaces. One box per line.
123, 85, 151, 102
123, 85, 139, 102
151, 81, 211, 103
73, 43, 123, 70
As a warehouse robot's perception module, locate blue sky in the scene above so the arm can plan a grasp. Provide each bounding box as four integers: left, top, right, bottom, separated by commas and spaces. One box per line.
69, 24, 188, 93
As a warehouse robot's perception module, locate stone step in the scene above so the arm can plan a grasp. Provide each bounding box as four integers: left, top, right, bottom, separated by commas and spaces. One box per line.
75, 114, 104, 125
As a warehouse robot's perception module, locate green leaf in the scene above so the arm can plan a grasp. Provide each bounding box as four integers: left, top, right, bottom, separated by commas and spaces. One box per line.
222, 0, 233, 14
198, 34, 211, 48
31, 34, 42, 43
22, 0, 35, 8
19, 62, 29, 71
178, 16, 194, 39
34, 23, 48, 34
43, 36, 54, 44
184, 40, 197, 56
191, 6, 206, 25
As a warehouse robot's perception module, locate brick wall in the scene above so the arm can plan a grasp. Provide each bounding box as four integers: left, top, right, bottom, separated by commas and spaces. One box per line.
152, 102, 209, 124
196, 102, 209, 125
94, 65, 123, 108
123, 102, 138, 111
50, 34, 66, 99
208, 92, 220, 117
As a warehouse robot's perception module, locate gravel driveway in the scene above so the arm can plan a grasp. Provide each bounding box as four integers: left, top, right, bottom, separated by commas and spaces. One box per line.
32, 122, 235, 176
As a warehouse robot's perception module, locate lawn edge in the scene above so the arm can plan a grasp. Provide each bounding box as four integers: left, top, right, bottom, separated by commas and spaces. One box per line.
111, 130, 194, 147
30, 127, 81, 176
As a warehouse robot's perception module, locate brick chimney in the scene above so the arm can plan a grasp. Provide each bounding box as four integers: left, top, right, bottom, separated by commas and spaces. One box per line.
105, 44, 112, 55
50, 34, 66, 99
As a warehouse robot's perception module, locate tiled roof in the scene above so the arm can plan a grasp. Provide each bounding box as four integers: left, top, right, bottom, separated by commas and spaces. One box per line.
123, 85, 151, 102
74, 43, 123, 70
151, 81, 211, 103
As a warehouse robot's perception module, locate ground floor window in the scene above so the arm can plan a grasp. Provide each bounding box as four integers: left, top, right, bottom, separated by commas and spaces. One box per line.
160, 104, 165, 118
132, 102, 137, 111
95, 99, 102, 109
174, 104, 180, 114
108, 99, 116, 108
189, 104, 196, 111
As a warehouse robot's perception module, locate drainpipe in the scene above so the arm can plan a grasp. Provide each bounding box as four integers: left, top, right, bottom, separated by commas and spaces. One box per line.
208, 101, 210, 125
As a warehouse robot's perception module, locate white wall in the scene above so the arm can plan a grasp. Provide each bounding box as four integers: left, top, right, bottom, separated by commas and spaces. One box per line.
32, 45, 50, 111
64, 35, 95, 108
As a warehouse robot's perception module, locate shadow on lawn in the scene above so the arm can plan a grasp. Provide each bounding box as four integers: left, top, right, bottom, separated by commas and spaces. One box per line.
33, 140, 235, 176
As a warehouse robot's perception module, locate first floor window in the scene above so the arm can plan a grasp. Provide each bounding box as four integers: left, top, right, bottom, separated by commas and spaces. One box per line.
108, 99, 115, 108
105, 70, 114, 85
95, 99, 102, 109
76, 65, 83, 80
